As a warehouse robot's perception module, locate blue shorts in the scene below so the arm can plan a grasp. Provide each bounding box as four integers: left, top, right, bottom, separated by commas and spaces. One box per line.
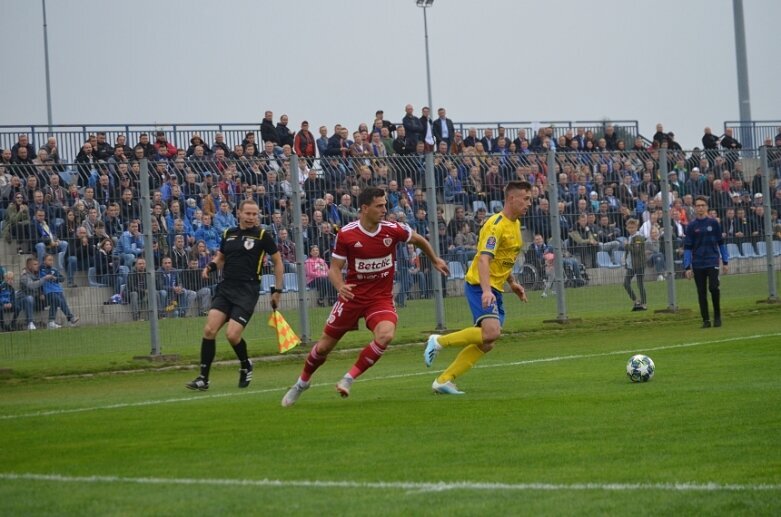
464, 282, 505, 327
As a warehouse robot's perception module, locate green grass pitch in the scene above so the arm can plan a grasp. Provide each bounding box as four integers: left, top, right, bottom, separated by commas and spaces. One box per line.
1, 307, 780, 515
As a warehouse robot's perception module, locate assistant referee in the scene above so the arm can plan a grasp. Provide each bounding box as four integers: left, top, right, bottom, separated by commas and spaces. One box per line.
186, 199, 284, 391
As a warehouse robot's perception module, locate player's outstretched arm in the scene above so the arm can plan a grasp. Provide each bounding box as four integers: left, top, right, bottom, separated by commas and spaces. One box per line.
409, 231, 450, 276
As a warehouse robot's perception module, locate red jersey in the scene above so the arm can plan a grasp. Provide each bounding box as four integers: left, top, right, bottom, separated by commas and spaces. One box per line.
331, 220, 412, 301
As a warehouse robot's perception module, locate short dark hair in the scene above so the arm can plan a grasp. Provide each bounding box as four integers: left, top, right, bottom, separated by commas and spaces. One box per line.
238, 199, 258, 212
358, 187, 386, 208
694, 195, 709, 206
505, 180, 532, 195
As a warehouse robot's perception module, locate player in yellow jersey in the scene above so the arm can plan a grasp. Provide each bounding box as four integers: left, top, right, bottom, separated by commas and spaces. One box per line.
424, 181, 532, 394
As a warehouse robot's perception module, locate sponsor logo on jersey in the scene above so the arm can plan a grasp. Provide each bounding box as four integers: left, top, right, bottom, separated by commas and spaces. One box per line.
383, 237, 392, 247
355, 254, 393, 273
354, 241, 363, 247
486, 236, 497, 250
244, 238, 254, 250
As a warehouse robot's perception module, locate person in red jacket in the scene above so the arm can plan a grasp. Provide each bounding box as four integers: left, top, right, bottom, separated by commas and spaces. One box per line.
294, 120, 316, 166
153, 131, 177, 159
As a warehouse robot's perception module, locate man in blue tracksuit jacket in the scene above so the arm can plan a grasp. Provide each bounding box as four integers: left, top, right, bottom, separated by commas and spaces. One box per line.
683, 196, 729, 328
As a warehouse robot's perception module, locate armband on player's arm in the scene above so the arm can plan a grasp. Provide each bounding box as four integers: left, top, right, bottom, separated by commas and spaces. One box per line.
207, 262, 218, 272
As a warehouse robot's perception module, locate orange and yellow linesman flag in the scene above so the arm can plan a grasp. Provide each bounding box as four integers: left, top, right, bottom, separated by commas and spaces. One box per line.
268, 310, 300, 353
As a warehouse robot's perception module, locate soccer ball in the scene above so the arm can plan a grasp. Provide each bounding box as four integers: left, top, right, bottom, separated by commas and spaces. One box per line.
626, 354, 655, 382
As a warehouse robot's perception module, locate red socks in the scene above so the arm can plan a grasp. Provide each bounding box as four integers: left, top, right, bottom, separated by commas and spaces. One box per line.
301, 345, 327, 382
347, 340, 386, 379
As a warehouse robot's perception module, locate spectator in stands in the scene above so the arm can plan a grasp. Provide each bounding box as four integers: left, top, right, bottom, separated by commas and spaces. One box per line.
261, 111, 278, 145
173, 232, 197, 271
33, 208, 70, 281
645, 226, 666, 281
432, 107, 455, 147
452, 222, 477, 266
570, 213, 599, 268
193, 213, 220, 254
275, 228, 296, 273
119, 220, 144, 267
213, 201, 237, 234
95, 238, 128, 294
2, 193, 31, 253
304, 245, 334, 306
275, 114, 295, 147
156, 256, 194, 318
402, 104, 424, 148
186, 133, 212, 157
293, 121, 316, 165
315, 125, 329, 158
0, 270, 19, 331
39, 253, 78, 329
126, 257, 149, 321
180, 258, 215, 317
336, 193, 358, 226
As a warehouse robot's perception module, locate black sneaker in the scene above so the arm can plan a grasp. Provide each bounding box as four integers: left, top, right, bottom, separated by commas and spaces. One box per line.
701, 321, 712, 329
713, 319, 722, 328
185, 376, 210, 391
238, 361, 253, 388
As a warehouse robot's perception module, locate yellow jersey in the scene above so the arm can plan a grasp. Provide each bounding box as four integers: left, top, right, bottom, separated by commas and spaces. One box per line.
465, 212, 522, 291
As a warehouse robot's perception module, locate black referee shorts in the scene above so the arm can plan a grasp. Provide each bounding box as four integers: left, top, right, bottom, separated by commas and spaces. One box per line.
210, 281, 260, 327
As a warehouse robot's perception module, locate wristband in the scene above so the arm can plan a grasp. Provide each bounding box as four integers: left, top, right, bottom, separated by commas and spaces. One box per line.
207, 262, 217, 272
270, 287, 283, 294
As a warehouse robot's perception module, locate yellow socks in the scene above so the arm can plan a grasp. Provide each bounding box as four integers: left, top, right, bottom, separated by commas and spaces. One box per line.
437, 327, 483, 348
438, 345, 485, 383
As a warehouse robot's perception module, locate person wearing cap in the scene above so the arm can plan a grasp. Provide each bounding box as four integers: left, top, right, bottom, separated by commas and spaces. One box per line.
375, 110, 396, 136
683, 196, 729, 328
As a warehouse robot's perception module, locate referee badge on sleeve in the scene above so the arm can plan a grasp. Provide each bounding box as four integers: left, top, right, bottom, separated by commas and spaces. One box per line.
244, 238, 255, 250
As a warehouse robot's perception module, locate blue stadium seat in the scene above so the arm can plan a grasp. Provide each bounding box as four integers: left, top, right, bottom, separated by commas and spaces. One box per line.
260, 274, 275, 294
87, 267, 107, 287
741, 242, 758, 258
726, 243, 743, 260
773, 241, 781, 257
612, 250, 625, 266
448, 261, 466, 280
755, 241, 768, 258
283, 272, 298, 292
596, 251, 620, 269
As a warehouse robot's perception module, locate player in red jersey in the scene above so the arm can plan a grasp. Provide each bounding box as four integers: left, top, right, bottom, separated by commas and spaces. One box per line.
282, 187, 449, 406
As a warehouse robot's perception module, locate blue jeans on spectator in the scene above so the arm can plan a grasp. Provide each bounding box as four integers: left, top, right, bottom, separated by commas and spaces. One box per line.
45, 292, 75, 323
36, 241, 69, 276
648, 253, 665, 274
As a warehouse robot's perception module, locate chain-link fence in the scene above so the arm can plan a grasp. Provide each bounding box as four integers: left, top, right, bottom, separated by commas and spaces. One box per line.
0, 143, 779, 368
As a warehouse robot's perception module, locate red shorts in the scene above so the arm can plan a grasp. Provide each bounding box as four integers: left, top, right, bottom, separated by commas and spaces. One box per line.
323, 296, 398, 340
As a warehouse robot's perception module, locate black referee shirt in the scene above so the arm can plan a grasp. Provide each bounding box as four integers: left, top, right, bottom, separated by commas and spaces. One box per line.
219, 226, 279, 284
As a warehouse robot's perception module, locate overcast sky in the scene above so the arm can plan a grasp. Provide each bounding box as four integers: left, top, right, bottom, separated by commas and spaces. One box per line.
1, 0, 779, 149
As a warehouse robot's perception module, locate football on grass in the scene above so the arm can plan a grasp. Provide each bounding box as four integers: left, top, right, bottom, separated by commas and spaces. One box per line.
626, 354, 655, 382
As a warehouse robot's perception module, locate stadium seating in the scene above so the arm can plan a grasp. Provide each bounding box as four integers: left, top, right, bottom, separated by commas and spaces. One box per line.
283, 272, 298, 293
447, 261, 466, 280
612, 250, 625, 267
755, 241, 768, 258
87, 267, 107, 287
726, 243, 744, 260
260, 274, 275, 294
596, 251, 620, 269
741, 242, 759, 259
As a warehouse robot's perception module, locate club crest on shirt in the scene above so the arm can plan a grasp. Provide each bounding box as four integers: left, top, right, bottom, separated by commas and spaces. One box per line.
244, 238, 254, 250
486, 236, 497, 250
706, 226, 712, 232
383, 237, 392, 247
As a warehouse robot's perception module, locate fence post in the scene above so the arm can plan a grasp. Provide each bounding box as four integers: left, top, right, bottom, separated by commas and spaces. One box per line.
425, 151, 446, 330
658, 148, 679, 312
545, 150, 569, 323
289, 154, 310, 343
759, 147, 779, 303
139, 158, 161, 355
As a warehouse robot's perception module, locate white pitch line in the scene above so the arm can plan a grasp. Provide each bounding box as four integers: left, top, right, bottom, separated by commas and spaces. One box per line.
0, 472, 778, 493
1, 332, 778, 421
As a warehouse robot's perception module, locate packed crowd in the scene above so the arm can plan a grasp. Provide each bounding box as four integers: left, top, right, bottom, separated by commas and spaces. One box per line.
1, 107, 780, 330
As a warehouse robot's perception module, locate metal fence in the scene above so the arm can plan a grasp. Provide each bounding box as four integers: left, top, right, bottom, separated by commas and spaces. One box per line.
724, 120, 781, 152
0, 144, 779, 366
0, 120, 639, 164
